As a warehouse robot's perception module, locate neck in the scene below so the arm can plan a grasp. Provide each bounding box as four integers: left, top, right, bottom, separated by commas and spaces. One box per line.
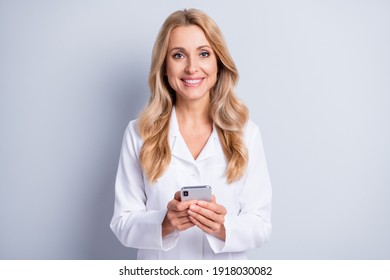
175, 99, 212, 127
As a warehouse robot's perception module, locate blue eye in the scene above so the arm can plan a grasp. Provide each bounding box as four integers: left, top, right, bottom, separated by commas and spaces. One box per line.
173, 53, 184, 59
200, 51, 210, 57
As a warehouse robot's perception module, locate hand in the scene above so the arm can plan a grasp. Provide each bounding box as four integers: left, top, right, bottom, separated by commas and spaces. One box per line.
187, 195, 227, 241
162, 191, 197, 237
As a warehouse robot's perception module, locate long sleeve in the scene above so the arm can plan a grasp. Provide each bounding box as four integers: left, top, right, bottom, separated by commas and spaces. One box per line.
206, 123, 272, 253
110, 121, 177, 251
111, 115, 271, 259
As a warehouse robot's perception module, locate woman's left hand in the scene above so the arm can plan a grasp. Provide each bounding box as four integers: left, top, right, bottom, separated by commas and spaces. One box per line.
187, 195, 227, 241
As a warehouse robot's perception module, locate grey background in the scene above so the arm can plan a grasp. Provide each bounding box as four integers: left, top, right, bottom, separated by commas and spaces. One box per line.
1, 0, 389, 259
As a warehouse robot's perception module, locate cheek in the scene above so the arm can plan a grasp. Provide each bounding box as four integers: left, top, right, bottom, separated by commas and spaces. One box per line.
165, 61, 180, 88
167, 77, 178, 91
165, 62, 174, 77
205, 65, 218, 86
202, 60, 218, 78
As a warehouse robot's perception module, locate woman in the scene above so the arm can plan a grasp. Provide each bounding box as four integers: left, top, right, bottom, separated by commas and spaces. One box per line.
110, 8, 272, 259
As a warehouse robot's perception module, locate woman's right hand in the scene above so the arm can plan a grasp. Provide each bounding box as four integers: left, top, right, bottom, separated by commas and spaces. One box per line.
162, 191, 197, 237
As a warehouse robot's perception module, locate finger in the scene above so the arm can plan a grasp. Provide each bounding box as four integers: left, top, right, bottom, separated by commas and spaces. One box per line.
187, 208, 223, 230
168, 199, 197, 212
176, 201, 198, 211
169, 215, 193, 227
196, 200, 227, 215
189, 204, 216, 221
169, 210, 191, 218
169, 216, 195, 231
188, 215, 215, 234
167, 201, 191, 215
176, 221, 195, 231
167, 200, 181, 211
174, 191, 181, 201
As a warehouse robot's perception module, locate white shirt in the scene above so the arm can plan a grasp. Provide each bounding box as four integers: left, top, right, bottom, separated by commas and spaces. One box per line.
110, 108, 272, 259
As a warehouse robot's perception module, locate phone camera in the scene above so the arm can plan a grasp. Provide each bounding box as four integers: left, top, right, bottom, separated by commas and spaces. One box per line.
183, 191, 189, 197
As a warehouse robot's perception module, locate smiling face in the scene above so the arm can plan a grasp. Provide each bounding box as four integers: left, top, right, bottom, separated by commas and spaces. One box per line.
165, 25, 218, 106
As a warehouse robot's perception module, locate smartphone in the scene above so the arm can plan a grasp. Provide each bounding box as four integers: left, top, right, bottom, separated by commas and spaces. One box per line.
181, 185, 212, 202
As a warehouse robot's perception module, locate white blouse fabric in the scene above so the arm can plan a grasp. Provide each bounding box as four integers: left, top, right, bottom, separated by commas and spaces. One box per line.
110, 108, 272, 259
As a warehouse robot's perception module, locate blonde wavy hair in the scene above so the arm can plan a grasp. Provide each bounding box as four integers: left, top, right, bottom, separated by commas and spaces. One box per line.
138, 9, 249, 183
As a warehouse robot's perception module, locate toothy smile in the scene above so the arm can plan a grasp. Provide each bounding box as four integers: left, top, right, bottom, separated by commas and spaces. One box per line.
182, 79, 203, 84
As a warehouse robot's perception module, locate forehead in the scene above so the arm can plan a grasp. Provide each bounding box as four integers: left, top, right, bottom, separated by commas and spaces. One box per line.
168, 25, 211, 49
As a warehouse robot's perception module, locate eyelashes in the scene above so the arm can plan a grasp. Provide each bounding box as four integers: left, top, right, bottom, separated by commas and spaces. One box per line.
173, 53, 185, 59
200, 51, 210, 58
172, 51, 211, 59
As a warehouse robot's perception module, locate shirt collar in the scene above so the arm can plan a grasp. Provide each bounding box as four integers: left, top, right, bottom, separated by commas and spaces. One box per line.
168, 106, 181, 138
168, 106, 218, 163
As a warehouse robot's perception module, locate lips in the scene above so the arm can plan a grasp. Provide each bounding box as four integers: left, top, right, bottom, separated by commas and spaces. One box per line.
181, 78, 204, 87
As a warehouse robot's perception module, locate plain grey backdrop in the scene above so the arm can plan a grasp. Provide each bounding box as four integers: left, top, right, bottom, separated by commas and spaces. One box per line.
1, 0, 389, 259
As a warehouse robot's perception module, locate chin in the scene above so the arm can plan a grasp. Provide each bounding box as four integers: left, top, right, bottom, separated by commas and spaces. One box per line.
179, 90, 210, 101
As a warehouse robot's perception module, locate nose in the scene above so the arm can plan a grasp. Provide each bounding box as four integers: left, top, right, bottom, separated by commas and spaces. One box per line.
185, 56, 198, 74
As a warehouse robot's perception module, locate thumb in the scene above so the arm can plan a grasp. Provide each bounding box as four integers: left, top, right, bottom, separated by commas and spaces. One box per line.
174, 191, 181, 201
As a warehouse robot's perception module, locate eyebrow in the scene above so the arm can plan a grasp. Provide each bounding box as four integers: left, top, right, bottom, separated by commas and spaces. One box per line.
169, 45, 212, 53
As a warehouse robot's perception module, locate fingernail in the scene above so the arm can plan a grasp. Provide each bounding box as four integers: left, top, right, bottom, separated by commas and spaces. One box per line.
189, 204, 196, 211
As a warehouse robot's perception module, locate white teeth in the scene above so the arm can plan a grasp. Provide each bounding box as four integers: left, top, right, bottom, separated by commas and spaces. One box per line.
184, 79, 202, 84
